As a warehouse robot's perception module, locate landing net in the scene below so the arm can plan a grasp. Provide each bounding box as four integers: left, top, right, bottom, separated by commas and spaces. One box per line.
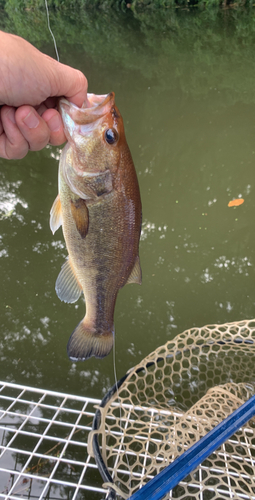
91, 319, 255, 499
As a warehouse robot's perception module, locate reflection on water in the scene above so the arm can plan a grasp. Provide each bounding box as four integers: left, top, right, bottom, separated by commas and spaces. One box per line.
1, 9, 255, 401
0, 177, 28, 224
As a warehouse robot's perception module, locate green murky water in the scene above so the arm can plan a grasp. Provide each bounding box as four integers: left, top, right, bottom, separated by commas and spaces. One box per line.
1, 8, 255, 402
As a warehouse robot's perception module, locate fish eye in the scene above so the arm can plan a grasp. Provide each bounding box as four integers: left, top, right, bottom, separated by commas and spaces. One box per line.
105, 128, 118, 145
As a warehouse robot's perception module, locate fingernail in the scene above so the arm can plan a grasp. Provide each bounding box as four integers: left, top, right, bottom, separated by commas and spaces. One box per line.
48, 114, 61, 132
23, 111, 40, 129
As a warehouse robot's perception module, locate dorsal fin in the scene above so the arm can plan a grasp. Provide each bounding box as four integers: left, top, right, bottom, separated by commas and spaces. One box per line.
55, 258, 82, 303
71, 198, 89, 239
126, 255, 142, 285
50, 194, 62, 234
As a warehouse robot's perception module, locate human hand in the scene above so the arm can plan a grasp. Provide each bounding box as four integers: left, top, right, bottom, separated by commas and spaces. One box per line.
0, 31, 88, 160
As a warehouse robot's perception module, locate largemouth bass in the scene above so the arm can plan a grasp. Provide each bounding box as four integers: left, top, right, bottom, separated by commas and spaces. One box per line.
50, 92, 142, 361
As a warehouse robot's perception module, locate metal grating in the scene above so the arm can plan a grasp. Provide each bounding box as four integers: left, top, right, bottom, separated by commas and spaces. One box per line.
1, 380, 255, 500
0, 381, 105, 500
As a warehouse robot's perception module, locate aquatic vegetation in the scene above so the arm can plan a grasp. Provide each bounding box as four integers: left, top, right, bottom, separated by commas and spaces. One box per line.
2, 5, 255, 106
1, 0, 255, 9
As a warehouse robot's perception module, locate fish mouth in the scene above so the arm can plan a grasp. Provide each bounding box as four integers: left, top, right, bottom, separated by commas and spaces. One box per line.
83, 93, 113, 108
59, 93, 116, 183
59, 93, 115, 127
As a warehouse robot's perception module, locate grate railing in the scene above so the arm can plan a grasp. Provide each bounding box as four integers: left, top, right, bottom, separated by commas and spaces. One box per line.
0, 381, 105, 499
1, 380, 255, 500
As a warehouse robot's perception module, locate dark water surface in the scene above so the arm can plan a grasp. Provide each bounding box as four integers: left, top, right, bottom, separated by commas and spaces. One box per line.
1, 9, 255, 400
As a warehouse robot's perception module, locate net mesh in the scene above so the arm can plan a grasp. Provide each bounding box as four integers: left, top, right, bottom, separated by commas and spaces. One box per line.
91, 319, 255, 499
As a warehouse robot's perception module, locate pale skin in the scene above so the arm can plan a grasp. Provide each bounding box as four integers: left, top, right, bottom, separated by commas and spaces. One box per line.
0, 31, 88, 160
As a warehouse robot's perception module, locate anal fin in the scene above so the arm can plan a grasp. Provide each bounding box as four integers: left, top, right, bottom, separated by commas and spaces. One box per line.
56, 257, 82, 303
126, 255, 142, 285
50, 194, 62, 234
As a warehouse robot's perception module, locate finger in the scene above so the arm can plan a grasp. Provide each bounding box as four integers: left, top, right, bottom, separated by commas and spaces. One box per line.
35, 98, 58, 117
43, 97, 57, 109
0, 106, 29, 160
45, 58, 88, 108
41, 108, 66, 146
15, 105, 51, 151
36, 103, 48, 116
65, 70, 89, 107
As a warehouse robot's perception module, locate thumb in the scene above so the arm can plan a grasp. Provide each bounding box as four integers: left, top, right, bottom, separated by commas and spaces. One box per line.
46, 57, 88, 108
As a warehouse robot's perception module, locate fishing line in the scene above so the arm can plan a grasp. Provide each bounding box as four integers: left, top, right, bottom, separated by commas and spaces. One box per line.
112, 336, 119, 404
44, 0, 60, 62
113, 337, 122, 431
112, 336, 131, 480
44, 0, 129, 479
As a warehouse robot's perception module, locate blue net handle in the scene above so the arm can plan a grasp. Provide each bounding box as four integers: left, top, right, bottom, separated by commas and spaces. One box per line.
128, 393, 255, 500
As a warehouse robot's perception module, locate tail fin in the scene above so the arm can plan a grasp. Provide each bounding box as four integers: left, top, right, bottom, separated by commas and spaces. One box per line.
67, 319, 114, 361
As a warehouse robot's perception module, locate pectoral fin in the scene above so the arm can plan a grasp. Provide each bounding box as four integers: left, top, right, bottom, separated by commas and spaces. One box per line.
56, 258, 82, 303
71, 198, 89, 239
50, 194, 62, 234
126, 255, 142, 285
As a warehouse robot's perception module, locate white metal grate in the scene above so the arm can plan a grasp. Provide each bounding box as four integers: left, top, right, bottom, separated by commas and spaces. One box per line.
0, 381, 105, 500
1, 380, 255, 500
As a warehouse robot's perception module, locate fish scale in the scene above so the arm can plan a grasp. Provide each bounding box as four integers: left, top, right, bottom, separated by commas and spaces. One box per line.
50, 92, 142, 361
